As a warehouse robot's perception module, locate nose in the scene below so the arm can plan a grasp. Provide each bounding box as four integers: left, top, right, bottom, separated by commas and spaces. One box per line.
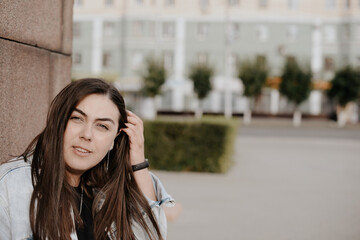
80, 123, 92, 141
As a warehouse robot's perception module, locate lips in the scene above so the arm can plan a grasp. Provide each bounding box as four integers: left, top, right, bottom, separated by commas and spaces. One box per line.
73, 146, 92, 154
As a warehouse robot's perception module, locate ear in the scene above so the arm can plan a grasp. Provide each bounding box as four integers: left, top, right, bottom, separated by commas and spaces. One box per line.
116, 129, 122, 137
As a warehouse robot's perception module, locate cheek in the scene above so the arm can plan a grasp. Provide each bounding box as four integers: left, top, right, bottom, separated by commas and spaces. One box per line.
97, 134, 117, 151
63, 122, 76, 142
63, 129, 71, 148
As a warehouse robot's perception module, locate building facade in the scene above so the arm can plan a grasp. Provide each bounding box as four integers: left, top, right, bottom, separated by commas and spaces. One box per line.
72, 0, 360, 116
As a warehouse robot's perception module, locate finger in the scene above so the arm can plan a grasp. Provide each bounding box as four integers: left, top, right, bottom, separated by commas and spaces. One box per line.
123, 123, 144, 141
121, 127, 136, 144
127, 115, 141, 126
127, 110, 143, 123
122, 128, 144, 152
122, 123, 136, 135
126, 117, 144, 134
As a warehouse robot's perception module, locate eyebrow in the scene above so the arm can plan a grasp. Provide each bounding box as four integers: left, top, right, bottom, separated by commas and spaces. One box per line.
74, 108, 115, 125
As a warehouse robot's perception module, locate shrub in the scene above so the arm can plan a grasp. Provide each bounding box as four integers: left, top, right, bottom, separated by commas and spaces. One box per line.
144, 117, 238, 173
279, 59, 312, 106
327, 66, 360, 107
237, 59, 268, 99
188, 63, 214, 118
189, 63, 214, 100
140, 57, 167, 97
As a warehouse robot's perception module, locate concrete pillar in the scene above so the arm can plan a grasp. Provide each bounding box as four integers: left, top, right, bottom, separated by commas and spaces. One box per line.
170, 17, 186, 112
270, 89, 280, 115
92, 17, 103, 75
171, 85, 184, 112
311, 19, 322, 80
211, 91, 222, 112
174, 17, 185, 81
309, 90, 322, 115
0, 0, 73, 163
224, 57, 233, 118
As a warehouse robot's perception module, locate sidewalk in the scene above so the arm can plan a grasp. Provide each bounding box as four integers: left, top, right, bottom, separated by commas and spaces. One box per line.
154, 118, 360, 240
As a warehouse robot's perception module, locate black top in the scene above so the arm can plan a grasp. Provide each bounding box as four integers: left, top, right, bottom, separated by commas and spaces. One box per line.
74, 186, 95, 240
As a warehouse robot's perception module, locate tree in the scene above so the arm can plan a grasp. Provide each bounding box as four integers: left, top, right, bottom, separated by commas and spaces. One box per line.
327, 66, 360, 127
189, 63, 214, 118
237, 59, 268, 124
279, 59, 312, 127
140, 57, 167, 119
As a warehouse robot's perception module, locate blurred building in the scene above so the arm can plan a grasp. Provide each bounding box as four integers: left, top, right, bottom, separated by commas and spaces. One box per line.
72, 0, 360, 116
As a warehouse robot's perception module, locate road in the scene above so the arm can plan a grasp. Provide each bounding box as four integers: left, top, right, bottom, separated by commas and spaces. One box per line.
154, 118, 360, 240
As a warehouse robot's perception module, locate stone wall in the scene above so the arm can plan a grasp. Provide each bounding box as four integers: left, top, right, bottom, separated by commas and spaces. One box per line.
0, 0, 73, 163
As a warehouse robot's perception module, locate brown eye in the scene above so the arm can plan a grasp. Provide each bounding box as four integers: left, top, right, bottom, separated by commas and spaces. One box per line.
70, 116, 82, 122
97, 124, 109, 130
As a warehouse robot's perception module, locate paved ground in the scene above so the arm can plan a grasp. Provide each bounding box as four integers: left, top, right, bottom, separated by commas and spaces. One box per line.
153, 118, 360, 240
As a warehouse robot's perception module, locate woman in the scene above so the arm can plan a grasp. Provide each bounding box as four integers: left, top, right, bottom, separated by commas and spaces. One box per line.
0, 78, 174, 240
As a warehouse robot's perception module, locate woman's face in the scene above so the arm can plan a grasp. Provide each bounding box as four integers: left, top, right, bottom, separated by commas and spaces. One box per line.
63, 94, 120, 186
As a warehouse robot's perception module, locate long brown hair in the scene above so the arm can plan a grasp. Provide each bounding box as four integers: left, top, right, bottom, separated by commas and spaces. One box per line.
21, 78, 162, 240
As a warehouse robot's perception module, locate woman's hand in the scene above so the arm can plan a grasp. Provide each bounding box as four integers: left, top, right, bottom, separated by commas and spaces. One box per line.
121, 110, 156, 200
121, 110, 145, 166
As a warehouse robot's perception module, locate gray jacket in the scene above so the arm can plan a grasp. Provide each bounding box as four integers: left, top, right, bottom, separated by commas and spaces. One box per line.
0, 159, 174, 240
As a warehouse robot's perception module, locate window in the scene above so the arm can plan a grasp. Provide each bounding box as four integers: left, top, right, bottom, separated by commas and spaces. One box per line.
228, 22, 240, 41
345, 0, 351, 9
74, 0, 83, 7
197, 23, 209, 39
132, 21, 144, 37
229, 53, 238, 75
105, 0, 114, 6
286, 25, 298, 41
356, 25, 360, 40
102, 52, 113, 68
162, 22, 175, 38
324, 57, 335, 71
323, 25, 337, 42
342, 24, 351, 40
73, 22, 81, 38
256, 55, 267, 69
73, 52, 82, 66
228, 0, 239, 7
256, 24, 268, 42
199, 0, 209, 11
149, 22, 157, 37
163, 51, 174, 70
103, 22, 115, 37
258, 0, 267, 8
164, 0, 175, 6
197, 52, 209, 65
277, 45, 287, 56
288, 0, 299, 9
325, 0, 336, 9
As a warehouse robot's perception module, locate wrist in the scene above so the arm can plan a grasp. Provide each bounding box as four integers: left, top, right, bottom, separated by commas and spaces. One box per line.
132, 159, 149, 172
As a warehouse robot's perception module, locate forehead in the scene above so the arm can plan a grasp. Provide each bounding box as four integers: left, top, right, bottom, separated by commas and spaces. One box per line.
75, 94, 120, 122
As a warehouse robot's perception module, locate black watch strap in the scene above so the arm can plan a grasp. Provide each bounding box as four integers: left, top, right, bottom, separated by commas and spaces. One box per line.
132, 159, 149, 172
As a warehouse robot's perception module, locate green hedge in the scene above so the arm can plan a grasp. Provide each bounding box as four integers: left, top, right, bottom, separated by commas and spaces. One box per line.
144, 117, 238, 173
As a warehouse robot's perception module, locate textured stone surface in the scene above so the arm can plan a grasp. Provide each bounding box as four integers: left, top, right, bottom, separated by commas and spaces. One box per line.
49, 53, 72, 101
61, 0, 74, 54
0, 0, 69, 53
0, 39, 50, 162
0, 1, 73, 163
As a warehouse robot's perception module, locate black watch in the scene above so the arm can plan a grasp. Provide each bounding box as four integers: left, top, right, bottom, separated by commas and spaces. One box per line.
132, 159, 149, 172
